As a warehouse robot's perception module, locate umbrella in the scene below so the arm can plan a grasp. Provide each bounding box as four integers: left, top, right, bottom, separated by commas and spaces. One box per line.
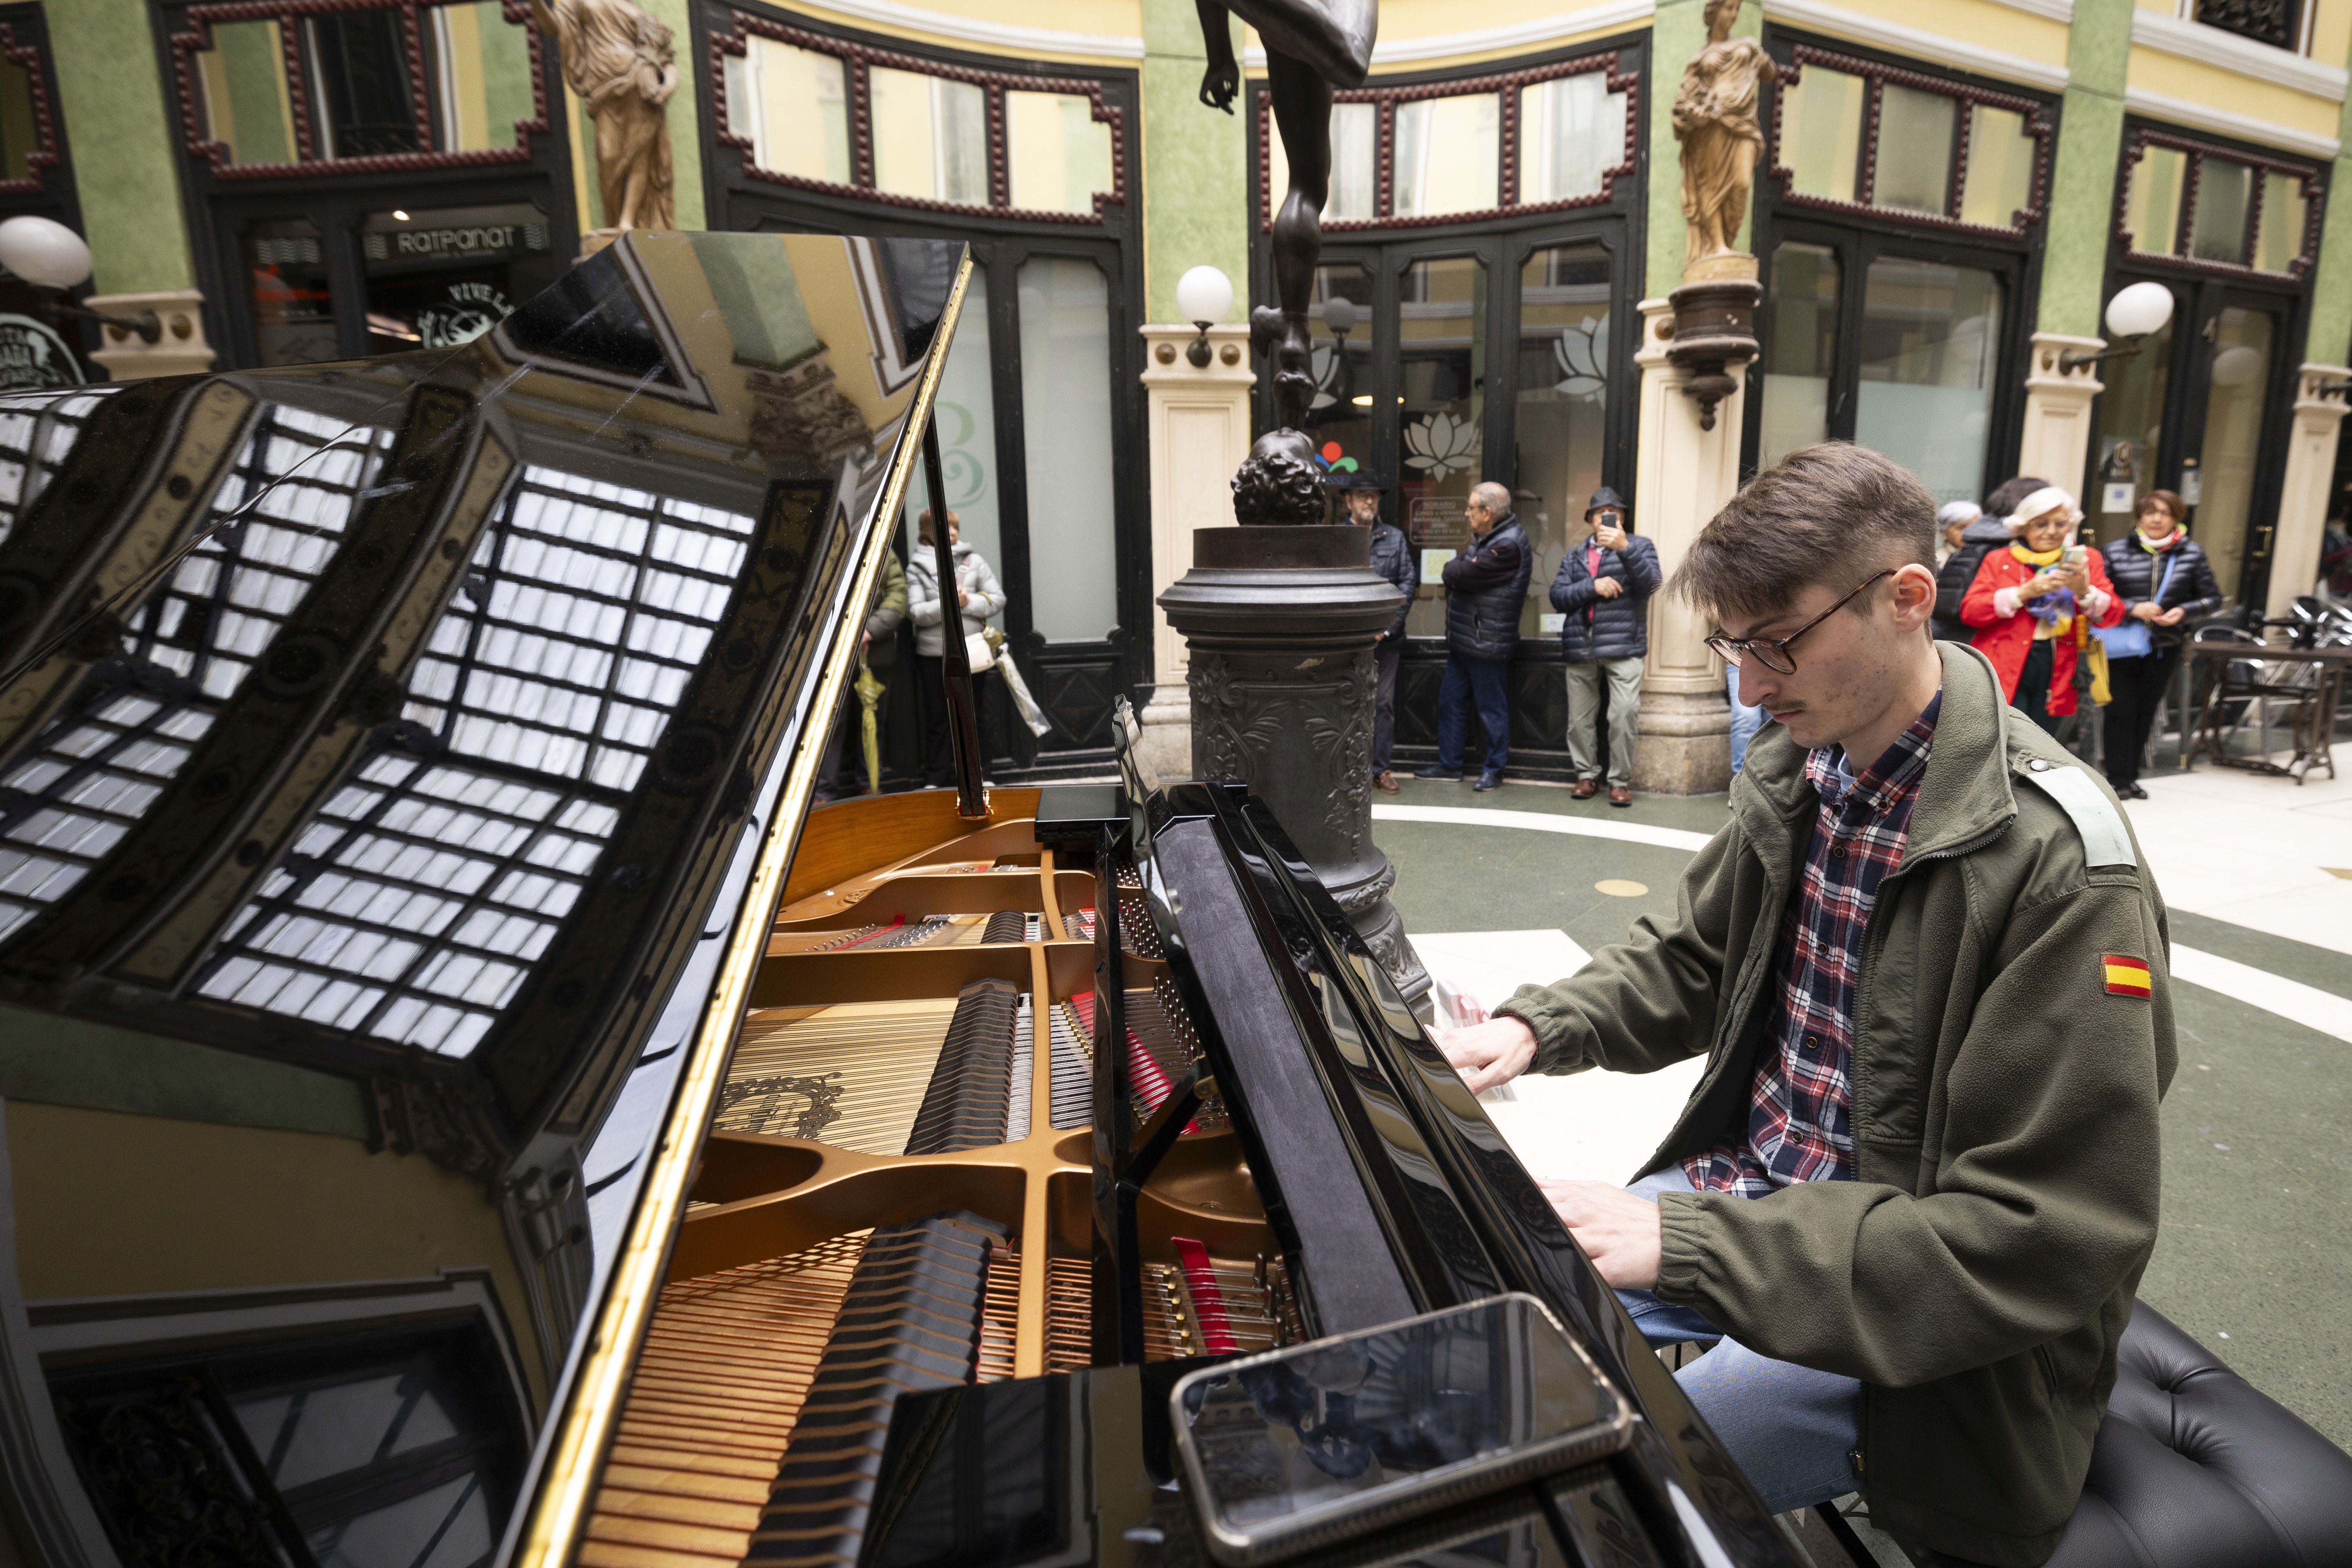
855, 654, 885, 795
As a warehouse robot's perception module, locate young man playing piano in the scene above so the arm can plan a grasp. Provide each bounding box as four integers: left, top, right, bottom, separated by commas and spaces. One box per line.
1441, 443, 2174, 1568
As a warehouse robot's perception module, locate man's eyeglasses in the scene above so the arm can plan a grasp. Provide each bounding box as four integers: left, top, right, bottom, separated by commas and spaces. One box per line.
1705, 568, 1894, 675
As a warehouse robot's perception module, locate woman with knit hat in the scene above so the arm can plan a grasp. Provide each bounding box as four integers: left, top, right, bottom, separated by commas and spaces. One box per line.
1958, 487, 2125, 736
2097, 490, 2221, 797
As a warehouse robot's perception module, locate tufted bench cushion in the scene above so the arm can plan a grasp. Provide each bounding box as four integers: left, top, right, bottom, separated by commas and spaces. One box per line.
2043, 1302, 2352, 1568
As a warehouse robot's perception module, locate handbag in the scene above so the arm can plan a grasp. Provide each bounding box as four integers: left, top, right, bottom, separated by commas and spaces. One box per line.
2092, 554, 2178, 661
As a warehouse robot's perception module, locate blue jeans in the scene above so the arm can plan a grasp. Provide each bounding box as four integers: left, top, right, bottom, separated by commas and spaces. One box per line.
1436, 655, 1511, 773
1726, 664, 1765, 777
1615, 1166, 1862, 1514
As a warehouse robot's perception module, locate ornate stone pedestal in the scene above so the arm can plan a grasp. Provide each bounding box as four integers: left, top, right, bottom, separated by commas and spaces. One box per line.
1158, 525, 1427, 1003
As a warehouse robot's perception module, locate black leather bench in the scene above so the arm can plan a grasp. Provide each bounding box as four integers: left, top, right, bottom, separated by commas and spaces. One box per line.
2045, 1302, 2352, 1568
1903, 1302, 2352, 1567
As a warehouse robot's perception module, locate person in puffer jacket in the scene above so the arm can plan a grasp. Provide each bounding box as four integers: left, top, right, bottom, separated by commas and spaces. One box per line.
1549, 486, 1661, 807
1416, 482, 1530, 789
907, 507, 1009, 788
2097, 489, 2221, 799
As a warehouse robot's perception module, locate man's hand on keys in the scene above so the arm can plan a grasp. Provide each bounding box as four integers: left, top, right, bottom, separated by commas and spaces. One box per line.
1438, 1016, 1538, 1094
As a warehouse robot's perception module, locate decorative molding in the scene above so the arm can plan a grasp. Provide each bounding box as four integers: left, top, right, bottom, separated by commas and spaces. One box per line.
789, 0, 1142, 59
1765, 43, 2054, 238
2123, 85, 2340, 158
2112, 123, 2324, 279
1252, 50, 1640, 233
168, 0, 552, 179
712, 11, 1126, 224
2130, 8, 2346, 101
1241, 0, 1654, 69
1984, 0, 2072, 21
1760, 0, 2069, 90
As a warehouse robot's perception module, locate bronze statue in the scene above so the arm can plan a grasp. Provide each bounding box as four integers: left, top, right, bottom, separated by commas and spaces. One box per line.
534, 0, 680, 243
1196, 0, 1377, 432
1231, 429, 1328, 524
1671, 0, 1774, 270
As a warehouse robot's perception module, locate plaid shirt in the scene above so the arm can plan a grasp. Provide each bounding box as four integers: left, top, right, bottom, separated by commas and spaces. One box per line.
1685, 692, 1941, 1198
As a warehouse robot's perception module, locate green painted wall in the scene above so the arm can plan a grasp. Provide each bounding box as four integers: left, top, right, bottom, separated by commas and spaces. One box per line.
2035, 0, 2132, 339
0, 1004, 372, 1141
640, 0, 706, 230
1141, 0, 1246, 323
48, 0, 197, 295
2303, 37, 2352, 365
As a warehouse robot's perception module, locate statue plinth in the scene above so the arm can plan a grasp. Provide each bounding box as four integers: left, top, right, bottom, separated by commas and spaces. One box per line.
1666, 253, 1760, 434
1158, 526, 1428, 1004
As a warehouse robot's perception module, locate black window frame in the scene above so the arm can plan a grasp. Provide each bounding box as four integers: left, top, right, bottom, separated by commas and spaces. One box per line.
698, 0, 1147, 781
1742, 30, 2057, 496
152, 0, 580, 370
1243, 36, 1649, 779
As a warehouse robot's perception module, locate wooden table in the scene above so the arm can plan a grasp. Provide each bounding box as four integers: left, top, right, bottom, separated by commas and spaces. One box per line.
2182, 642, 2351, 783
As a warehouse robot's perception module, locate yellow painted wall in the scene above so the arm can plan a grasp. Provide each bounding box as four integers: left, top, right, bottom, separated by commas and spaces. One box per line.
2126, 49, 2343, 142
5, 1101, 547, 1409
1795, 0, 2073, 69
784, 0, 1144, 65
2314, 0, 2352, 71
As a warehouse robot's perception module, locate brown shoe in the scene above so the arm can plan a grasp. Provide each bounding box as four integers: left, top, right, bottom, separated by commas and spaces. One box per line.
1608, 786, 1633, 808
1570, 779, 1599, 799
1375, 769, 1400, 794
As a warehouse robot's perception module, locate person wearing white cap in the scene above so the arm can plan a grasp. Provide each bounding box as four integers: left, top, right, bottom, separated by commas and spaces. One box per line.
1957, 487, 2124, 735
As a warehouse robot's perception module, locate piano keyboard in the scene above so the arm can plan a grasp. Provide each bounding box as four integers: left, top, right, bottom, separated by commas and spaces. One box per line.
584, 795, 1285, 1568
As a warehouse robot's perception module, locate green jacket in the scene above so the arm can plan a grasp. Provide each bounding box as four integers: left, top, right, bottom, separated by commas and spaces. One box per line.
864, 549, 908, 670
1497, 642, 2174, 1566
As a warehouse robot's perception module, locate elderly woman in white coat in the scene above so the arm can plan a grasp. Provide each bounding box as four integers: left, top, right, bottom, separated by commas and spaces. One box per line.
907, 506, 1009, 787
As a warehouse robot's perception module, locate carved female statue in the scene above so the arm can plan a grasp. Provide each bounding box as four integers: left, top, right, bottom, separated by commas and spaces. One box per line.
534, 0, 680, 237
1194, 0, 1376, 432
1672, 0, 1775, 268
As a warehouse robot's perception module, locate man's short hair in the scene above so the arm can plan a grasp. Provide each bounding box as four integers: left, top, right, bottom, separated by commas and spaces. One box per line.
1670, 442, 1935, 623
1470, 480, 1512, 514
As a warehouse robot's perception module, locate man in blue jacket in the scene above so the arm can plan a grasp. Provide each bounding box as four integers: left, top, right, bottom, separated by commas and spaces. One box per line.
1417, 481, 1530, 791
1550, 485, 1660, 806
1341, 472, 1419, 794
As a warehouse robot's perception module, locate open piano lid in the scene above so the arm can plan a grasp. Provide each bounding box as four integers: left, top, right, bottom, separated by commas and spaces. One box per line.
0, 233, 969, 1567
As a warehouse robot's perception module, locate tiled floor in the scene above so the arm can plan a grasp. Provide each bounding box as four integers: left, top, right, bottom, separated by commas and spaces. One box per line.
2126, 742, 2352, 956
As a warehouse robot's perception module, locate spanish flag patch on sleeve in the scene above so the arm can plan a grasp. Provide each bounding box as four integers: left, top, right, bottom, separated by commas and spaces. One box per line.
2103, 955, 2152, 997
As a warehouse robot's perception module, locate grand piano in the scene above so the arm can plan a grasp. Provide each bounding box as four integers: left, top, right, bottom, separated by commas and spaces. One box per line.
0, 231, 1809, 1568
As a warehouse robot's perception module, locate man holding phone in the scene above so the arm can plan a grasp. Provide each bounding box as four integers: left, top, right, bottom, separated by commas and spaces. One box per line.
1444, 445, 2171, 1566
1548, 486, 1660, 806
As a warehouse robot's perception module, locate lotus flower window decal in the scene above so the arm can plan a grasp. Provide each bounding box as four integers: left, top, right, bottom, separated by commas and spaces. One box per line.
1553, 318, 1608, 402
1403, 410, 1479, 477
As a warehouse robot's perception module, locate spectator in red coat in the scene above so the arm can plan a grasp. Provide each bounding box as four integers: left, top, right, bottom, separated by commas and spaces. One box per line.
1960, 487, 2124, 735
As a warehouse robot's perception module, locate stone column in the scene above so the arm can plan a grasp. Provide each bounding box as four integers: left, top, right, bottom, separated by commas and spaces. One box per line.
85, 292, 216, 380
1160, 526, 1429, 1003
2266, 365, 2351, 621
2017, 334, 2105, 494
1631, 296, 1746, 795
1137, 323, 1254, 782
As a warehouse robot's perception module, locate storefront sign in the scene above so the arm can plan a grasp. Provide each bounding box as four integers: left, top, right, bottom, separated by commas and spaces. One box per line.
0, 313, 84, 391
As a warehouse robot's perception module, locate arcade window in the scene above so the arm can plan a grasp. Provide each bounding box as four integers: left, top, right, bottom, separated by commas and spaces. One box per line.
714, 15, 1125, 220
2117, 130, 2318, 277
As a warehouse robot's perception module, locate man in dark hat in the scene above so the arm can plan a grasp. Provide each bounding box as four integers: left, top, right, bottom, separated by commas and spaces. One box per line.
1548, 485, 1660, 806
1336, 471, 1417, 792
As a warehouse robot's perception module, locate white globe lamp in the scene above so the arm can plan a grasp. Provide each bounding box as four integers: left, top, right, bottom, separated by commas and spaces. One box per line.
0, 216, 161, 343
2103, 280, 2175, 341
1175, 264, 1233, 366
2210, 344, 2263, 389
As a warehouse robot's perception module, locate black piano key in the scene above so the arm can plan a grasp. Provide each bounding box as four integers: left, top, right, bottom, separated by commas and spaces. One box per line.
902, 979, 1018, 1154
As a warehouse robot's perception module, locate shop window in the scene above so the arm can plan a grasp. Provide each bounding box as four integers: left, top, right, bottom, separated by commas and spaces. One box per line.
244, 218, 337, 365
1016, 257, 1117, 641
428, 0, 537, 154
1305, 263, 1374, 469
1257, 56, 1635, 229
2194, 307, 2275, 601
1400, 256, 1485, 637
871, 67, 987, 205
1853, 257, 2002, 505
1393, 94, 1500, 219
1768, 46, 2049, 233
2119, 132, 2316, 277
1759, 240, 1838, 468
2092, 300, 2174, 532
716, 17, 1124, 222
1518, 73, 1628, 204
1961, 105, 2038, 229
179, 0, 548, 171
908, 269, 1003, 598
1515, 244, 1609, 636
360, 203, 557, 351
0, 38, 43, 183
